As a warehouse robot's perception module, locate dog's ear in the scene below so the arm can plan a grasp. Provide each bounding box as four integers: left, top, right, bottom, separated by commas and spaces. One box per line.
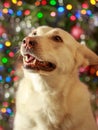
78, 44, 98, 66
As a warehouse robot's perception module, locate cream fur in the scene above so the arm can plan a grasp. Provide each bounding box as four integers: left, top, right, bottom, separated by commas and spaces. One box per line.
14, 26, 98, 130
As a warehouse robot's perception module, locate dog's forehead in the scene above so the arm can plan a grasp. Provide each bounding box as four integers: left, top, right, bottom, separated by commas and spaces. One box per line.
31, 26, 53, 35
37, 26, 64, 33
32, 26, 67, 36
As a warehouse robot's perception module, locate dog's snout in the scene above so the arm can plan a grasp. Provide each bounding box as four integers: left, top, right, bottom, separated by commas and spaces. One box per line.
22, 37, 37, 49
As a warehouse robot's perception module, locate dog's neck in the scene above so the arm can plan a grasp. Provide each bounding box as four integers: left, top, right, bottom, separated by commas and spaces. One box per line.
24, 69, 78, 94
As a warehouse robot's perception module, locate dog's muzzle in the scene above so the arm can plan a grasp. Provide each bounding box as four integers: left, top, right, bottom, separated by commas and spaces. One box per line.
21, 37, 56, 72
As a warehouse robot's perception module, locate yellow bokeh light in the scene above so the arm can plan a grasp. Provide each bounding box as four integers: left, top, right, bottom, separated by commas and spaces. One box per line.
90, 0, 96, 5
66, 4, 73, 10
5, 41, 11, 47
12, 0, 17, 4
96, 71, 98, 76
2, 8, 8, 14
81, 9, 86, 15
17, 1, 23, 6
1, 108, 6, 113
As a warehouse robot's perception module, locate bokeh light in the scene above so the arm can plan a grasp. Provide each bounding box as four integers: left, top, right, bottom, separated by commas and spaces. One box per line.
41, 0, 47, 5
50, 11, 56, 17
2, 57, 8, 64
50, 0, 57, 6
9, 52, 14, 57
6, 76, 11, 83
17, 0, 23, 6
24, 10, 30, 16
35, 1, 40, 6
82, 3, 89, 9
8, 9, 14, 15
6, 108, 12, 115
66, 4, 73, 10
16, 10, 22, 16
0, 65, 4, 71
57, 6, 65, 13
0, 75, 3, 81
37, 12, 44, 18
81, 9, 86, 15
0, 43, 4, 50
90, 0, 96, 5
5, 41, 11, 47
1, 108, 6, 113
2, 8, 8, 14
12, 0, 17, 4
3, 2, 10, 8
70, 15, 76, 21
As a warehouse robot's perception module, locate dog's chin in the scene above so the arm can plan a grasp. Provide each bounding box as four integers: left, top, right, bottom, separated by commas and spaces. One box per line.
22, 54, 56, 73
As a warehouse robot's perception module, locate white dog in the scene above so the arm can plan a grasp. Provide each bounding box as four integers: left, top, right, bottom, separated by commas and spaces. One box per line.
14, 26, 98, 130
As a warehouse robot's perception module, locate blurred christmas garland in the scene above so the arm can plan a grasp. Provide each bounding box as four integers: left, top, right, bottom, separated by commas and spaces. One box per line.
0, 0, 98, 129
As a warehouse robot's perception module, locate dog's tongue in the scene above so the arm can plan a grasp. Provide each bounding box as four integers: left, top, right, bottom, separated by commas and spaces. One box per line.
24, 54, 34, 63
24, 54, 45, 67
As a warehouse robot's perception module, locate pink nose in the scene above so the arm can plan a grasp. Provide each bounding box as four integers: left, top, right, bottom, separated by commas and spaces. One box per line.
22, 37, 37, 49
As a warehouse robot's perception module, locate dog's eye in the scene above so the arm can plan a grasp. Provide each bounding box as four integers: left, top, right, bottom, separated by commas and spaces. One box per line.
33, 31, 37, 35
52, 35, 63, 42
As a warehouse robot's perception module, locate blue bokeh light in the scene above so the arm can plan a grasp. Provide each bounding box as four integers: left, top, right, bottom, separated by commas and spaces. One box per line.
6, 76, 11, 82
0, 75, 3, 81
0, 43, 4, 50
0, 65, 4, 71
75, 11, 81, 19
0, 11, 2, 17
57, 6, 65, 13
86, 10, 92, 16
6, 108, 12, 114
16, 10, 22, 16
8, 9, 14, 15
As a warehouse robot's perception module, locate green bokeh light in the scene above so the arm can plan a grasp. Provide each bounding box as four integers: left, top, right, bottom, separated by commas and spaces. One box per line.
2, 57, 8, 64
8, 68, 12, 73
50, 0, 56, 6
37, 12, 43, 18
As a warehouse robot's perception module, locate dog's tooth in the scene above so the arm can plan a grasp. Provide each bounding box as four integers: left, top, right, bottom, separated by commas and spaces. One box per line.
25, 56, 28, 61
33, 58, 37, 65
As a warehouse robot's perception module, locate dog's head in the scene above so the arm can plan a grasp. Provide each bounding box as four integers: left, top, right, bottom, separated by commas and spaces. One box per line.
21, 26, 98, 75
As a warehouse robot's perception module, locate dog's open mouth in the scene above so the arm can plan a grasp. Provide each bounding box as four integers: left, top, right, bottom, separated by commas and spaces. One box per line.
23, 54, 56, 71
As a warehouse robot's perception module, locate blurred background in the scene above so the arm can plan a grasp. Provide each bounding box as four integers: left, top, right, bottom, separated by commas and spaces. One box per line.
0, 0, 98, 129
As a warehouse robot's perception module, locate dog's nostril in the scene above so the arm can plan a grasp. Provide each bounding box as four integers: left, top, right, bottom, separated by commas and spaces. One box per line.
29, 40, 37, 46
29, 41, 33, 45
23, 39, 26, 44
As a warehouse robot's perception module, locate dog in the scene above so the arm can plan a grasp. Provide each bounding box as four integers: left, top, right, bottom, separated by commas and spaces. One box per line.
14, 26, 98, 130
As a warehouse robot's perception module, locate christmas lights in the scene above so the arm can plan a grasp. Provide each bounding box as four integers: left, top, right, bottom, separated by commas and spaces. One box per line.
90, 0, 96, 5
66, 4, 73, 10
2, 57, 8, 64
24, 9, 30, 16
12, 0, 17, 4
17, 0, 23, 6
5, 41, 11, 47
5, 76, 11, 83
50, 11, 56, 17
50, 0, 57, 6
0, 75, 3, 81
57, 6, 65, 13
0, 0, 98, 129
37, 12, 44, 18
3, 2, 10, 8
16, 10, 22, 16
0, 43, 4, 50
8, 9, 14, 15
